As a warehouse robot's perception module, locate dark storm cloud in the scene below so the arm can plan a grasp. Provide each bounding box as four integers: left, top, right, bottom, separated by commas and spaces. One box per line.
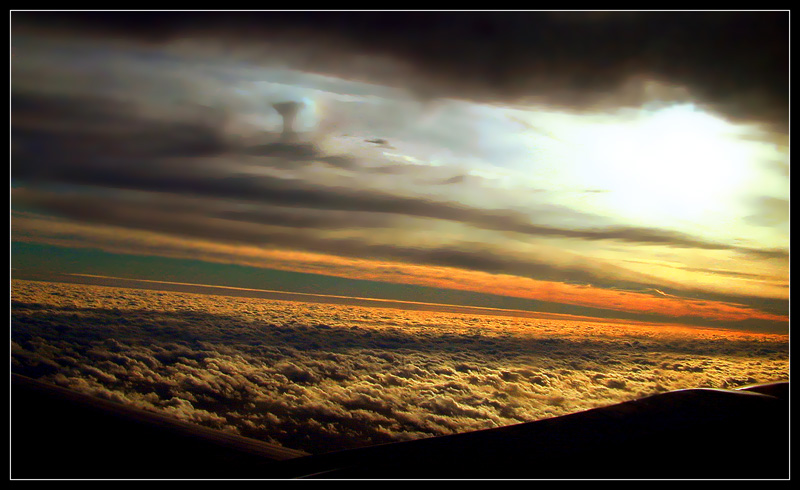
12, 91, 378, 176
12, 11, 789, 130
11, 92, 232, 166
12, 92, 141, 129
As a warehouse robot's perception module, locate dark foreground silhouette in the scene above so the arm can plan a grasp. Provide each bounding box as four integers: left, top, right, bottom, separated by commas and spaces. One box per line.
11, 373, 788, 479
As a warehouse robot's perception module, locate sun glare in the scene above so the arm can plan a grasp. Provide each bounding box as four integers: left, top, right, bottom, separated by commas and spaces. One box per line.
574, 104, 755, 227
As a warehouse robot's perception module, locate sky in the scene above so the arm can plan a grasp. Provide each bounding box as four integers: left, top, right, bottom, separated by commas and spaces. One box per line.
10, 11, 790, 333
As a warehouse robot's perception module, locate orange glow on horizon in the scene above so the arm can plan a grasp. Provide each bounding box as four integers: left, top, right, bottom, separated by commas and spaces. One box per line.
277, 253, 789, 324
12, 215, 789, 327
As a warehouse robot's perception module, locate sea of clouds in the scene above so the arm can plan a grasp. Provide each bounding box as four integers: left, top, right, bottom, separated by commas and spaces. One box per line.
11, 279, 789, 455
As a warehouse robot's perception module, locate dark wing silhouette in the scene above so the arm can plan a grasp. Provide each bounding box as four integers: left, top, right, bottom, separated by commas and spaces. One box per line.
11, 373, 788, 479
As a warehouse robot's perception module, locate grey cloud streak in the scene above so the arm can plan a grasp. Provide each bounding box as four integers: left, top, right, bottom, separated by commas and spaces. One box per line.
744, 196, 790, 228
12, 190, 666, 301
10, 186, 755, 299
15, 147, 786, 262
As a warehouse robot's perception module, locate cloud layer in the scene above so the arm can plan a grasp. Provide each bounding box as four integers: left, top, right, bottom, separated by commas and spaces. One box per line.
11, 280, 788, 455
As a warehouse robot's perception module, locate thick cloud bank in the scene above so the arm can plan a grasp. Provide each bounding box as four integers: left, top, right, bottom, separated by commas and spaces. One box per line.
11, 280, 789, 455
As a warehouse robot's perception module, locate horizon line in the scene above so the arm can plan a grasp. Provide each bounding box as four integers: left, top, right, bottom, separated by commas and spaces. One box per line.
10, 268, 736, 333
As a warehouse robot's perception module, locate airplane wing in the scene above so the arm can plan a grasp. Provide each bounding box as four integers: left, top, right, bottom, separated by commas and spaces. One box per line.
11, 373, 788, 479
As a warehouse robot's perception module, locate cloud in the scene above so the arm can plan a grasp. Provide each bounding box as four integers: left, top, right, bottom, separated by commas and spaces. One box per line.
13, 11, 787, 130
7, 210, 628, 301
437, 175, 467, 185
11, 279, 789, 454
12, 92, 232, 163
744, 196, 790, 228
11, 41, 786, 258
271, 101, 302, 138
14, 140, 784, 261
13, 210, 790, 333
10, 17, 788, 338
365, 138, 394, 149
241, 141, 361, 170
12, 164, 787, 294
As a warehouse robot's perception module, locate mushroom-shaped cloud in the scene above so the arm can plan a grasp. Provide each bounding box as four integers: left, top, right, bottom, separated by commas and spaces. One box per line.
272, 101, 303, 140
